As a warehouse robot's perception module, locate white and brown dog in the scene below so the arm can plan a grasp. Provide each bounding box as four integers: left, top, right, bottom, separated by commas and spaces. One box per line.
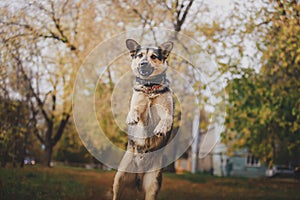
112, 39, 174, 200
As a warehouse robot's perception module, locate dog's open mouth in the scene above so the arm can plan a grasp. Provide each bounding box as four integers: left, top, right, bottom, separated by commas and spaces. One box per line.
138, 67, 154, 77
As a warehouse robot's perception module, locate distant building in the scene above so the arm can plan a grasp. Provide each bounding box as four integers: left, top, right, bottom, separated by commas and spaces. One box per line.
175, 130, 267, 177
212, 143, 267, 177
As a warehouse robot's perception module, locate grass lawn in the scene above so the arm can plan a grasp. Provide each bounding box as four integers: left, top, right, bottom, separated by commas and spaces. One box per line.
0, 166, 299, 200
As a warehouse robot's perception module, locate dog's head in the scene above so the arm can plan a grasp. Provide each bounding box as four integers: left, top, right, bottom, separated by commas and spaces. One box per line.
126, 39, 173, 79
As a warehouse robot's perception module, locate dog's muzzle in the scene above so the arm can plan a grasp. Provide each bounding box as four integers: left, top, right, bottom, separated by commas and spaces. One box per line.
138, 61, 154, 77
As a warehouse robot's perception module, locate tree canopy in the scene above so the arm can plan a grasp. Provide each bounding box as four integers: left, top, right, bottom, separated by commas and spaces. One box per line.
223, 0, 300, 166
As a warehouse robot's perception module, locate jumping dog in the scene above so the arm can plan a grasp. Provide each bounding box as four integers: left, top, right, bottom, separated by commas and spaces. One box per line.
113, 39, 174, 200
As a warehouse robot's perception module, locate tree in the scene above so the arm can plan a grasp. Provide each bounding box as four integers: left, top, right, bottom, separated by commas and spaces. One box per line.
0, 1, 81, 166
53, 121, 95, 164
0, 0, 226, 168
0, 98, 30, 167
223, 0, 300, 166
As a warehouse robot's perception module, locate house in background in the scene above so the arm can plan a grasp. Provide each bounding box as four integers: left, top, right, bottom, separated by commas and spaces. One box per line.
175, 130, 267, 177
212, 143, 267, 177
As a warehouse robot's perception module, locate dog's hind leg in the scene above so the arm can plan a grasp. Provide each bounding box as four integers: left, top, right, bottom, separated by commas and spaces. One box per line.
113, 150, 134, 200
112, 171, 124, 200
143, 170, 162, 200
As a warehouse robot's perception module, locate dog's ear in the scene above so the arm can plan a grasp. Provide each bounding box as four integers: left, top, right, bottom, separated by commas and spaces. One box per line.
126, 39, 140, 57
159, 41, 173, 59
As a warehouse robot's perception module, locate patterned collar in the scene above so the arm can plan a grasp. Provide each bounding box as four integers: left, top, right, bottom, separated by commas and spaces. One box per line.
134, 73, 170, 94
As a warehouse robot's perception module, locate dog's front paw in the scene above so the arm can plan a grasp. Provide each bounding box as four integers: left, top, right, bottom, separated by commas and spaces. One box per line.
126, 111, 139, 125
154, 124, 168, 137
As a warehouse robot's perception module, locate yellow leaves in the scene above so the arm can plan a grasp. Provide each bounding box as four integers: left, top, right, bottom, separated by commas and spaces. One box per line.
238, 138, 246, 147
259, 118, 265, 125
259, 107, 273, 124
200, 121, 208, 130
295, 54, 300, 64
240, 112, 248, 119
226, 119, 236, 130
282, 61, 288, 68
292, 122, 299, 132
279, 51, 285, 58
242, 128, 251, 137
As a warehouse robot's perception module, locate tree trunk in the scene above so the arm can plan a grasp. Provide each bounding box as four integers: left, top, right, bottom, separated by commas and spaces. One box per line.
41, 115, 70, 167
43, 143, 53, 167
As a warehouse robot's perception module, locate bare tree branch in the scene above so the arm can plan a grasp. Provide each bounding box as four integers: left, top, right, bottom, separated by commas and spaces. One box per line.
174, 0, 194, 32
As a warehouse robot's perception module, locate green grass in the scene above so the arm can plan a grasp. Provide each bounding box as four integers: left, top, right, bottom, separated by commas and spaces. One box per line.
165, 171, 219, 183
1, 166, 300, 200
0, 166, 86, 200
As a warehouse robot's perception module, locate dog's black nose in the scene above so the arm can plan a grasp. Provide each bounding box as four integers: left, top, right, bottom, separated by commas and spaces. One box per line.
140, 60, 148, 67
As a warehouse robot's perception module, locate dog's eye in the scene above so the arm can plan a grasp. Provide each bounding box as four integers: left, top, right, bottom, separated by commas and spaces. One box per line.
150, 55, 157, 59
137, 53, 143, 58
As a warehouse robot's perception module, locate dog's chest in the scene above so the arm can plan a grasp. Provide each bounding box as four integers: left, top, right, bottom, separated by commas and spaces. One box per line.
128, 94, 166, 149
